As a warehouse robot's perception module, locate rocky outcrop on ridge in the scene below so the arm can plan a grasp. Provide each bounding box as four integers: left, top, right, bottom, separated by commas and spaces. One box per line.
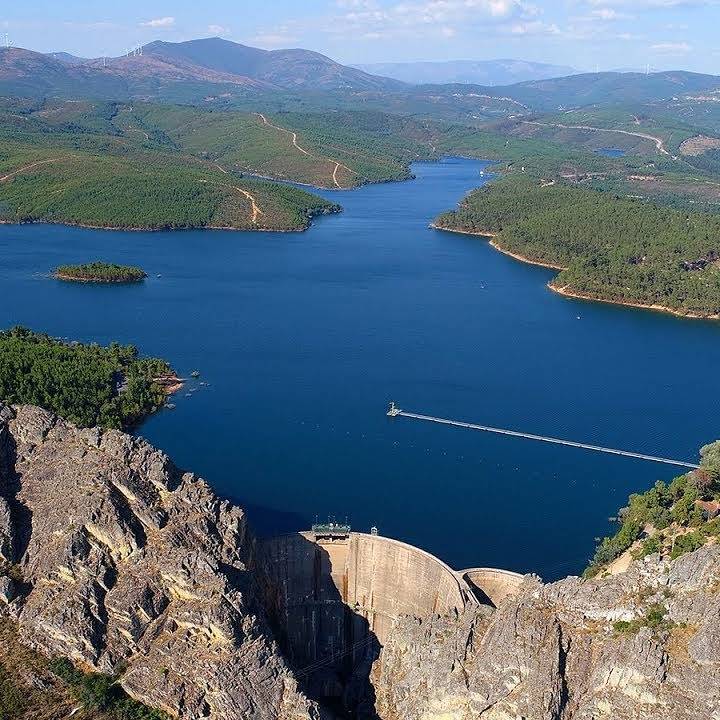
0, 403, 318, 720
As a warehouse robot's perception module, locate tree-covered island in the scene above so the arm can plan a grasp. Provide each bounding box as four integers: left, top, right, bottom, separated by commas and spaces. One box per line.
54, 262, 147, 283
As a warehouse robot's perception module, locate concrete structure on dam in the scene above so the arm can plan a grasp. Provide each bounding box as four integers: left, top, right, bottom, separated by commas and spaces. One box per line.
258, 526, 526, 703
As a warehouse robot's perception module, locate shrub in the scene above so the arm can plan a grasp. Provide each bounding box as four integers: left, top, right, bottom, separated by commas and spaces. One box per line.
49, 658, 168, 720
613, 603, 673, 634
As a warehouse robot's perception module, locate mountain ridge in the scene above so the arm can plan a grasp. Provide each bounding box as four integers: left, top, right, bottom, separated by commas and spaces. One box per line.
354, 58, 577, 86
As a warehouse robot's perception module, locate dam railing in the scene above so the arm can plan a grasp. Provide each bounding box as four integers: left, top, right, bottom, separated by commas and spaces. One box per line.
387, 404, 700, 469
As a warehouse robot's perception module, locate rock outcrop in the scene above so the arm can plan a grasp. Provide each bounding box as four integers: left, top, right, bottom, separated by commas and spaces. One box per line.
0, 403, 319, 720
373, 549, 720, 719
3, 402, 720, 720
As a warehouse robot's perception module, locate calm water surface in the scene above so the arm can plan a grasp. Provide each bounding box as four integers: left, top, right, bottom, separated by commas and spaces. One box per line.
595, 147, 627, 158
2, 157, 719, 580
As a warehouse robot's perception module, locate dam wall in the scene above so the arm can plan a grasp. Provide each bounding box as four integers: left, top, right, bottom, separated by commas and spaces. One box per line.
460, 567, 526, 608
258, 532, 468, 668
258, 530, 527, 705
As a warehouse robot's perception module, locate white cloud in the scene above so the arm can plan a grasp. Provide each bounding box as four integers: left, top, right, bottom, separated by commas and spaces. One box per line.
208, 24, 230, 36
509, 20, 561, 34
587, 0, 716, 7
336, 0, 379, 6
249, 26, 299, 48
326, 0, 540, 39
651, 41, 692, 53
590, 7, 631, 19
140, 17, 175, 28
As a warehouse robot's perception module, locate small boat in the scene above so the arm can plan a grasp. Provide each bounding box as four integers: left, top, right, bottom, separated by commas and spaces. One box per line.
165, 403, 176, 410
190, 370, 200, 378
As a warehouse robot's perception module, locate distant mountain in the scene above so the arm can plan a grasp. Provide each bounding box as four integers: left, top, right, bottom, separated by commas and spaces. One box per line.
3, 41, 719, 118
0, 38, 404, 101
138, 37, 405, 91
48, 52, 88, 66
354, 59, 576, 86
492, 70, 720, 110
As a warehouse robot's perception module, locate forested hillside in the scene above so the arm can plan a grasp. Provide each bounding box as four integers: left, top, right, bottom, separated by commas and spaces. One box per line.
0, 102, 339, 230
585, 441, 720, 578
0, 327, 176, 428
436, 178, 720, 317
119, 104, 430, 187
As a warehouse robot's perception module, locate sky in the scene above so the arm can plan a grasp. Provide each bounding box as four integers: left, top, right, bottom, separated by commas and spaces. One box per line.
1, 0, 719, 74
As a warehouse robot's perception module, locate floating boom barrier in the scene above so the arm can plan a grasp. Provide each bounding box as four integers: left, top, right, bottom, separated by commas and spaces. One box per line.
386, 403, 699, 469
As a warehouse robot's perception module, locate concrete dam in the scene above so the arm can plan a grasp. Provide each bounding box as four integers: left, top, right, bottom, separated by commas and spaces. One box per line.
258, 527, 525, 713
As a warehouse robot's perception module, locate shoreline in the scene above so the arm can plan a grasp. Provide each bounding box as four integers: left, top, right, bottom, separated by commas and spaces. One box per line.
429, 222, 499, 238
437, 222, 718, 320
54, 272, 146, 284
488, 239, 567, 272
550, 284, 720, 321
153, 374, 185, 396
0, 214, 328, 234
430, 223, 566, 271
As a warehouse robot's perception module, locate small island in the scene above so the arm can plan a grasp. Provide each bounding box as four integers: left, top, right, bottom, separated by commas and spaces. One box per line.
55, 262, 147, 284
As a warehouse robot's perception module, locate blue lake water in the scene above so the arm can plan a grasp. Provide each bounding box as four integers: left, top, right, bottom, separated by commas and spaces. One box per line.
2, 157, 719, 580
596, 147, 627, 158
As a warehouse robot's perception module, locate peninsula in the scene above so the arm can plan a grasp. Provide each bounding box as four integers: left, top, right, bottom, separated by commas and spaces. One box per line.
0, 326, 179, 429
435, 177, 720, 319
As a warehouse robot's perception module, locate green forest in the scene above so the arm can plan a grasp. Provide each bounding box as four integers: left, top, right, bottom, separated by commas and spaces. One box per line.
3, 96, 719, 235
586, 441, 720, 577
55, 262, 147, 283
0, 103, 340, 231
0, 327, 174, 429
435, 177, 720, 317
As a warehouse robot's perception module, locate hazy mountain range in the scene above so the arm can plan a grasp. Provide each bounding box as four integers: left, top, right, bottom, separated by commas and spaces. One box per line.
1, 37, 718, 116
354, 59, 577, 86
1, 37, 404, 94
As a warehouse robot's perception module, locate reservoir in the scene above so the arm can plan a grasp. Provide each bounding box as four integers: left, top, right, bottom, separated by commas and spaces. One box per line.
2, 157, 719, 580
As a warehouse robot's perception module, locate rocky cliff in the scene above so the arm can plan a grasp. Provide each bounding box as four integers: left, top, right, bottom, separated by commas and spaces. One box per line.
373, 549, 720, 719
0, 403, 319, 720
3, 402, 720, 720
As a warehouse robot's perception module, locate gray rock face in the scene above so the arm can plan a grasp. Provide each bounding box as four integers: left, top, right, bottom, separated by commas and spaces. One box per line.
0, 575, 14, 604
0, 404, 319, 720
373, 548, 720, 720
